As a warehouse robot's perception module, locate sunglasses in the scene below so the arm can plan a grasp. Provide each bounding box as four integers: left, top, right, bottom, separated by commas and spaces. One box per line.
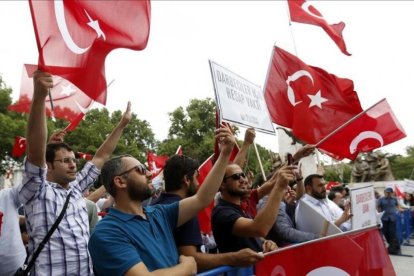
223, 172, 246, 181
53, 157, 79, 165
118, 164, 147, 176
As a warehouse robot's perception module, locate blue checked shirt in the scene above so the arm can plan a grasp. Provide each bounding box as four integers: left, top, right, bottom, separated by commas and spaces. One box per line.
19, 160, 100, 276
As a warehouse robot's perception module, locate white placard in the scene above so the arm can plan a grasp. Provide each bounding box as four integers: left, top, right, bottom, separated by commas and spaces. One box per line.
296, 199, 342, 237
209, 60, 275, 134
350, 185, 377, 230
404, 179, 414, 193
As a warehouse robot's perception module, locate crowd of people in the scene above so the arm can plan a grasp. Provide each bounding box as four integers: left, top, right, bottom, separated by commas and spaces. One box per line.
0, 70, 413, 275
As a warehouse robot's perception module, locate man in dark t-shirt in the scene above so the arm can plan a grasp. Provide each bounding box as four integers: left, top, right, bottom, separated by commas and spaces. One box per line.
152, 155, 263, 272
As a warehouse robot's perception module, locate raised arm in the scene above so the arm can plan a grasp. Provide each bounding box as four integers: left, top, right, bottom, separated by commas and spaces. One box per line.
233, 128, 255, 168
178, 127, 235, 226
91, 102, 131, 169
26, 71, 53, 167
232, 165, 295, 238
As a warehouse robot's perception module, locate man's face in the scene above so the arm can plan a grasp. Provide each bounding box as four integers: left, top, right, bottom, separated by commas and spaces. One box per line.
222, 164, 250, 198
48, 148, 77, 185
121, 157, 154, 201
310, 177, 327, 200
186, 170, 199, 197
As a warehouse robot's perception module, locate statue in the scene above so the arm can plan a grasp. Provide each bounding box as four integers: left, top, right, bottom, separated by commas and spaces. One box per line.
351, 151, 394, 182
351, 154, 370, 183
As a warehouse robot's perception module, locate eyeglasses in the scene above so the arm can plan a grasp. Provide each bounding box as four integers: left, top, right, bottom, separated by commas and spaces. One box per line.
118, 164, 147, 176
223, 172, 246, 181
53, 157, 79, 164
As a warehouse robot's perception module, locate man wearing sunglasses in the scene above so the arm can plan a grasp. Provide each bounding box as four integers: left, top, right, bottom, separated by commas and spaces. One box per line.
212, 163, 296, 254
151, 155, 263, 273
89, 127, 237, 275
19, 71, 132, 276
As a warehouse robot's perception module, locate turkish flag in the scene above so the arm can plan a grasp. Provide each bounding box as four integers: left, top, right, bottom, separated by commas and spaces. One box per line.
196, 154, 214, 234
76, 151, 92, 160
256, 227, 394, 275
12, 136, 27, 158
288, 0, 350, 56
29, 0, 151, 104
9, 64, 94, 131
175, 145, 183, 156
147, 151, 169, 178
264, 46, 362, 144
317, 99, 406, 160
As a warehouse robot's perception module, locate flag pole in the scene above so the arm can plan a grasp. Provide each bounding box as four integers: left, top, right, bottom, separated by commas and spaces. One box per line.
253, 142, 267, 182
315, 98, 386, 147
48, 88, 56, 122
284, 1, 299, 56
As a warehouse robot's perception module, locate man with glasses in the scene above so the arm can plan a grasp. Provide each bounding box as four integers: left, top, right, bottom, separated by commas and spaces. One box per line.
89, 127, 237, 275
212, 163, 295, 254
151, 155, 263, 272
19, 71, 131, 275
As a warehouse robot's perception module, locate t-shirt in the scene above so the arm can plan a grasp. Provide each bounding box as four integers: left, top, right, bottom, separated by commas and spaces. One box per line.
89, 202, 180, 275
377, 196, 398, 222
151, 193, 203, 249
0, 187, 26, 276
212, 198, 262, 253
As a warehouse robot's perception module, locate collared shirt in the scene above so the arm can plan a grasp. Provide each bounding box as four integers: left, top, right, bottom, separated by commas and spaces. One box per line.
377, 196, 398, 221
89, 203, 180, 276
19, 160, 100, 276
296, 194, 351, 232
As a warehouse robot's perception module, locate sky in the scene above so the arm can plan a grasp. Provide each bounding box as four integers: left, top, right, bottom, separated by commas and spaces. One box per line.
0, 1, 413, 159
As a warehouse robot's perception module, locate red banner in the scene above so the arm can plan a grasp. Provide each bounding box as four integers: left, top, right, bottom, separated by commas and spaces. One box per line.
256, 226, 395, 276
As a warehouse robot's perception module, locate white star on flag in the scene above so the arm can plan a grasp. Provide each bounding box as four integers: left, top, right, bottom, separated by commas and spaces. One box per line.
60, 84, 76, 96
308, 91, 328, 109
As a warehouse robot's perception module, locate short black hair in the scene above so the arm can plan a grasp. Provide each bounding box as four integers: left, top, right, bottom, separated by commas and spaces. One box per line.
101, 154, 132, 197
304, 174, 324, 186
163, 155, 198, 192
46, 142, 73, 163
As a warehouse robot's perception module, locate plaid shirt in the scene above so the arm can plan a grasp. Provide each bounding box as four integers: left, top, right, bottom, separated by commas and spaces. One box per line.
19, 160, 100, 276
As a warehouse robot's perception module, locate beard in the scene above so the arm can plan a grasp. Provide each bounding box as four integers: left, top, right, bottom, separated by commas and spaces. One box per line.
186, 181, 197, 197
127, 180, 154, 201
227, 186, 250, 197
311, 189, 326, 200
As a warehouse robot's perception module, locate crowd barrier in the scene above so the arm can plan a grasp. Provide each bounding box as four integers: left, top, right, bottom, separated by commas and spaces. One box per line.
396, 209, 414, 245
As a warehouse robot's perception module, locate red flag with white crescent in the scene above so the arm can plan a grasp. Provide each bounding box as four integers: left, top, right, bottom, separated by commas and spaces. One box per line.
9, 64, 94, 131
28, 0, 151, 104
264, 46, 362, 145
12, 136, 27, 158
288, 0, 350, 56
317, 99, 406, 160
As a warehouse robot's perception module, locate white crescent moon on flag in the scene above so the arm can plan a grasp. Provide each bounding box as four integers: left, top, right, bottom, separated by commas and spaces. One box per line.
349, 131, 384, 154
19, 139, 25, 148
54, 0, 91, 54
307, 266, 350, 276
301, 2, 325, 20
74, 100, 95, 114
271, 265, 287, 276
286, 70, 313, 106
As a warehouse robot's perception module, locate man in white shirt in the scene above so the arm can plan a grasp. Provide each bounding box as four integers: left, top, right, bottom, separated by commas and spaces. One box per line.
296, 174, 352, 232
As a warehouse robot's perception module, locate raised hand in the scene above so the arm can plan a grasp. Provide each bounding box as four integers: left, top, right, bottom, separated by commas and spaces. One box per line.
214, 127, 236, 156
48, 130, 66, 144
244, 127, 256, 145
119, 101, 132, 127
33, 70, 53, 99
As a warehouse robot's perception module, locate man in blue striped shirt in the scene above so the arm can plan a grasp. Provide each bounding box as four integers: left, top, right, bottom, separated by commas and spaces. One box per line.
19, 70, 131, 275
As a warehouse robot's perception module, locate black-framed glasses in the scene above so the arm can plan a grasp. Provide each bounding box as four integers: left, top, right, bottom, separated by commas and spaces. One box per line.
53, 157, 79, 165
118, 164, 147, 176
223, 172, 246, 181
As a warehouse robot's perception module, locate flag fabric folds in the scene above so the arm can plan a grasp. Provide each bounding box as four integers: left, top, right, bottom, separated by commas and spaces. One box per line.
12, 136, 27, 158
255, 226, 395, 275
196, 154, 214, 234
264, 46, 362, 145
288, 0, 350, 56
9, 64, 94, 130
76, 152, 92, 161
317, 99, 406, 160
147, 151, 169, 178
29, 0, 151, 104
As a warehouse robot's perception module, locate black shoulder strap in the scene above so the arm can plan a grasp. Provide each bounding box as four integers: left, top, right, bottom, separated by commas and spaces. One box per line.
24, 191, 72, 274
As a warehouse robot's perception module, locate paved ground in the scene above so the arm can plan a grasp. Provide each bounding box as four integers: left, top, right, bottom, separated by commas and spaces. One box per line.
390, 238, 414, 276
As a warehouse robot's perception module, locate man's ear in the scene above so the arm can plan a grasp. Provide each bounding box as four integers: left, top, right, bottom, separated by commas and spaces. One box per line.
113, 176, 127, 189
